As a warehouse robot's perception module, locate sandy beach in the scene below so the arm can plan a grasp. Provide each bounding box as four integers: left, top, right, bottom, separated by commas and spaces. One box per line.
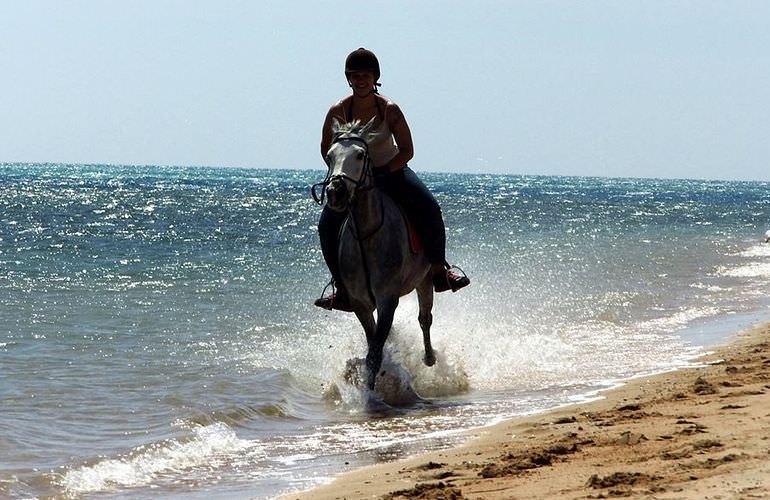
287, 322, 770, 499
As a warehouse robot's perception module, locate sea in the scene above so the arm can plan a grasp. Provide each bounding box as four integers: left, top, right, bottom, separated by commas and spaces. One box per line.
2, 163, 770, 499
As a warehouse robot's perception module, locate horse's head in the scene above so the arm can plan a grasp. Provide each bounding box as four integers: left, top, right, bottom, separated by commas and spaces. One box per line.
324, 118, 378, 212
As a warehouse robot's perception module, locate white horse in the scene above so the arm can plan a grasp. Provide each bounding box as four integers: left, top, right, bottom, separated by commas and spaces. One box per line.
321, 119, 436, 390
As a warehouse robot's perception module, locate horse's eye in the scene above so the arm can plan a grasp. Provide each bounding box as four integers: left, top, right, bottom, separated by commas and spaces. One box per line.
357, 152, 365, 160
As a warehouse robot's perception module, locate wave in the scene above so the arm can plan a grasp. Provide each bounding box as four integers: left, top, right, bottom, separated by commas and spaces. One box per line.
737, 244, 770, 258
59, 422, 252, 496
719, 242, 770, 278
719, 262, 770, 278
635, 306, 723, 334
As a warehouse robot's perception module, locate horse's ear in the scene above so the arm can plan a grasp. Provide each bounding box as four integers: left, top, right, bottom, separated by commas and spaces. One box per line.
360, 116, 377, 136
331, 118, 342, 134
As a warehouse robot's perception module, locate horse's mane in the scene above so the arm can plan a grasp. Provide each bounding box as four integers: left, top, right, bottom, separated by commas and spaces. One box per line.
332, 118, 379, 143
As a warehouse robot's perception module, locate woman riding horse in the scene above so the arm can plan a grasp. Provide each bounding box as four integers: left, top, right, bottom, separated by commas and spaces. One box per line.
316, 48, 469, 311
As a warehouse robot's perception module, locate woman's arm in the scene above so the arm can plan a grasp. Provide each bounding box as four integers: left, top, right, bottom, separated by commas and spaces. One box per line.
320, 102, 345, 165
383, 102, 414, 172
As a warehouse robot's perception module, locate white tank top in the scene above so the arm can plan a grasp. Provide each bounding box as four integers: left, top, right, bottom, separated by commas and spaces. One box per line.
342, 98, 400, 167
367, 120, 399, 167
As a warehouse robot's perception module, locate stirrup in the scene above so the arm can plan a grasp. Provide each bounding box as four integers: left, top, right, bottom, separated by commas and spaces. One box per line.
434, 264, 470, 293
314, 280, 353, 312
314, 279, 335, 310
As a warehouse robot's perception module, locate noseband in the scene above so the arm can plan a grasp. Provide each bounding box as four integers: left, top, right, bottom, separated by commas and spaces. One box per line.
311, 134, 373, 206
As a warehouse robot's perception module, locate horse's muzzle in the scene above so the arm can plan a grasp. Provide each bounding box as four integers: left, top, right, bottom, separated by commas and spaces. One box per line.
326, 178, 349, 212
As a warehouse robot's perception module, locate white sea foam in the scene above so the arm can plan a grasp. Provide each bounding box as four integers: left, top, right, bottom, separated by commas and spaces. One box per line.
690, 282, 730, 292
716, 242, 770, 278
60, 423, 251, 495
736, 244, 770, 258
718, 262, 770, 278
636, 306, 722, 333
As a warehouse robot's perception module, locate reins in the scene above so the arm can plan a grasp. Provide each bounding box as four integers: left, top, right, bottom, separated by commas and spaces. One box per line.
310, 171, 331, 205
311, 135, 373, 206
311, 131, 383, 306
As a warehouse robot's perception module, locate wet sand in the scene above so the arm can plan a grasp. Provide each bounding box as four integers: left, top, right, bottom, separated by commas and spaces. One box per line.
287, 322, 770, 499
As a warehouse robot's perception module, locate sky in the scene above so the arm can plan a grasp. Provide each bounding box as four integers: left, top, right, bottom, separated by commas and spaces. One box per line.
1, 0, 769, 181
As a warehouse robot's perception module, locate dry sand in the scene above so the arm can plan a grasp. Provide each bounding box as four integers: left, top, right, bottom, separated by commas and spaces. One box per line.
287, 322, 770, 499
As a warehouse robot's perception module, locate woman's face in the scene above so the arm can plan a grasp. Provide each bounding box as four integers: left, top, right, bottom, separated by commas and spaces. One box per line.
347, 71, 376, 96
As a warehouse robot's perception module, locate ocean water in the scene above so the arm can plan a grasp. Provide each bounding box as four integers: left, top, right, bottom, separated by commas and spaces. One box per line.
2, 163, 770, 499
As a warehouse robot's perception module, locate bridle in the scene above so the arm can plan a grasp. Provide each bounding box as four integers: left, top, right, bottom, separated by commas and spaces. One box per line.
311, 133, 382, 305
311, 134, 373, 206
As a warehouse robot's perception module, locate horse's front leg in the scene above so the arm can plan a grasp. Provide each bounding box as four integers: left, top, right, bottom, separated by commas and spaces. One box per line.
353, 309, 376, 347
365, 297, 398, 390
416, 277, 436, 366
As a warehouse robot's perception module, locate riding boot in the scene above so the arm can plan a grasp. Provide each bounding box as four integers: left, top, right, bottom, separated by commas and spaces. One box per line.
314, 282, 354, 312
316, 207, 354, 312
433, 264, 470, 293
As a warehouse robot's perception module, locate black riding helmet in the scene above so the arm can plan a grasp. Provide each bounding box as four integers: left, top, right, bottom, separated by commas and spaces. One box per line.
345, 48, 381, 84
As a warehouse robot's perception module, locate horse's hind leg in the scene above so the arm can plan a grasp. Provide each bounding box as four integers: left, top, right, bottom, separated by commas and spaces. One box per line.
416, 278, 436, 367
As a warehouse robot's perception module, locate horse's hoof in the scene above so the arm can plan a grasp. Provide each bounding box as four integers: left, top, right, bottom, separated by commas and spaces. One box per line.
424, 352, 436, 367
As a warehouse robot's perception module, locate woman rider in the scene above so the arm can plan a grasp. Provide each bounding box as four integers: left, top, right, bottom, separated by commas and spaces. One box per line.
315, 48, 469, 311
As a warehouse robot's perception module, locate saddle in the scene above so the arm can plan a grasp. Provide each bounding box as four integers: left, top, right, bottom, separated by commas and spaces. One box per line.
401, 208, 421, 255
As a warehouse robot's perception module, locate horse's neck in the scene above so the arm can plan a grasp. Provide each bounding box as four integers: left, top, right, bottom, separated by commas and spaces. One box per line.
350, 188, 385, 236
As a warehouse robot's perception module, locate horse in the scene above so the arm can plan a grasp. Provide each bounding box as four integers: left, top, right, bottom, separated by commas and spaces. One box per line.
316, 118, 436, 391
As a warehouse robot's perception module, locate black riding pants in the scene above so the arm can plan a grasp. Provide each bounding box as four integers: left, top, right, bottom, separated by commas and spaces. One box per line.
318, 166, 446, 285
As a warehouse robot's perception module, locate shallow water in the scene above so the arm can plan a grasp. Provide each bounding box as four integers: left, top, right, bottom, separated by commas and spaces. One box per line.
1, 164, 770, 498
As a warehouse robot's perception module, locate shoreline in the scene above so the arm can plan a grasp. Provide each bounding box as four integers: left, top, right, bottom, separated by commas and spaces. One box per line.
285, 321, 770, 499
